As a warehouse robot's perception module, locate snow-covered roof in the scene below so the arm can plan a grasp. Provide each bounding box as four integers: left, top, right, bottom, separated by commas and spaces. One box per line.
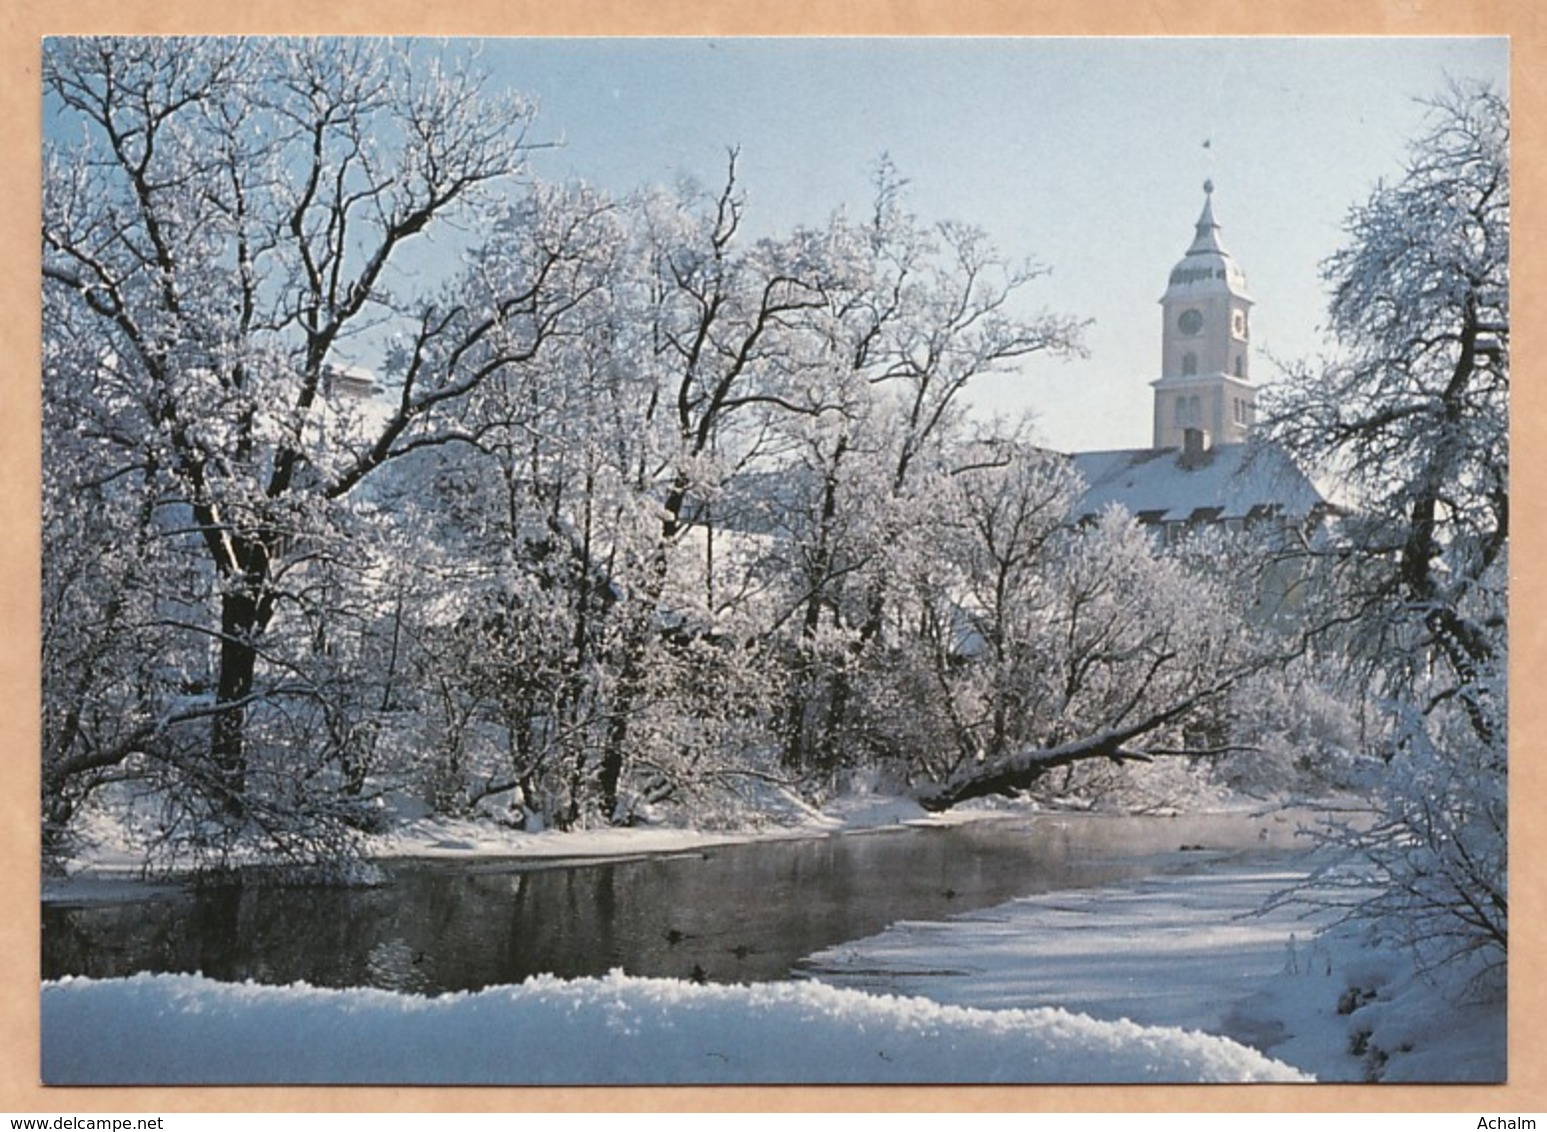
1068, 440, 1328, 525
323, 362, 378, 398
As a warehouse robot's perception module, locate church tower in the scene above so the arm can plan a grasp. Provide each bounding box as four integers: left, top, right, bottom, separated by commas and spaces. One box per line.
1150, 181, 1257, 450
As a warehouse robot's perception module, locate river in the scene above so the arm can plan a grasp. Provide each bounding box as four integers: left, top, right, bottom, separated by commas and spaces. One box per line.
42, 810, 1300, 996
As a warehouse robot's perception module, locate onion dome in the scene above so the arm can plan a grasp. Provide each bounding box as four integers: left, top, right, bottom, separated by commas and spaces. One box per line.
1163, 180, 1252, 301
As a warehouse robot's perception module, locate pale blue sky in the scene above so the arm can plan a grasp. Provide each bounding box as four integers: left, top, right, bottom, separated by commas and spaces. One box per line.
469, 36, 1509, 452
42, 36, 1509, 452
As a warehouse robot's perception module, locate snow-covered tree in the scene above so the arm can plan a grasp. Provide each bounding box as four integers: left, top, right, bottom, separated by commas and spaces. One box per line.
837, 435, 1085, 784
915, 508, 1276, 811
951, 438, 1087, 764
767, 162, 1090, 779
40, 37, 601, 852
47, 40, 1301, 858
1265, 81, 1509, 980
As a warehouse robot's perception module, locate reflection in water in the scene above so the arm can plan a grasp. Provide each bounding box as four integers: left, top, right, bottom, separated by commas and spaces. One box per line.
365, 938, 432, 993
42, 813, 1300, 996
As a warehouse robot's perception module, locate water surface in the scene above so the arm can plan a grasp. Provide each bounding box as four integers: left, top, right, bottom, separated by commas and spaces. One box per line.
42, 811, 1297, 995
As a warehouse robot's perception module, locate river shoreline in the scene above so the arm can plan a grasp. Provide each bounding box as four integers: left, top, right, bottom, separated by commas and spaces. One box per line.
38, 798, 1505, 1084
43, 793, 1319, 902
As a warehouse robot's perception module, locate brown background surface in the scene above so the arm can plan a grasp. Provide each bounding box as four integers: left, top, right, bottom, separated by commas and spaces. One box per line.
2, 0, 1541, 1114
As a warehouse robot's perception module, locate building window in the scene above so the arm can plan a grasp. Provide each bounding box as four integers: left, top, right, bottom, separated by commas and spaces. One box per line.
1182, 351, 1198, 376
1234, 355, 1245, 378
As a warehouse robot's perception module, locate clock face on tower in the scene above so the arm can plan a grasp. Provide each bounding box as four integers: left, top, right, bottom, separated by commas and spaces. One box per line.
1177, 308, 1204, 335
1232, 309, 1248, 338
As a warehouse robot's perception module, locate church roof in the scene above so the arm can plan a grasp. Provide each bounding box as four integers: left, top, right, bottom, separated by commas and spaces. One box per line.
1164, 181, 1252, 303
1068, 439, 1329, 526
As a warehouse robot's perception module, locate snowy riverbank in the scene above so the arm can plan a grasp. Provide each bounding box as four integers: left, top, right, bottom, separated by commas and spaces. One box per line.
40, 797, 1505, 1085
40, 969, 1309, 1085
42, 788, 949, 898
801, 855, 1506, 1083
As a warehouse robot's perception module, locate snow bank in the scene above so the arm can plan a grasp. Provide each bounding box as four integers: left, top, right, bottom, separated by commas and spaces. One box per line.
40, 969, 1309, 1085
45, 789, 951, 906
802, 861, 1506, 1083
367, 794, 945, 862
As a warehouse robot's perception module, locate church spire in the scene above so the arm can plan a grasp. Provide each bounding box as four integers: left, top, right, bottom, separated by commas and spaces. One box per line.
1186, 179, 1226, 256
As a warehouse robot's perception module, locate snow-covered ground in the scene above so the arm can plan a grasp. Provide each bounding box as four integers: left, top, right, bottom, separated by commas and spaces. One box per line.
40, 969, 1308, 1085
800, 856, 1506, 1084
40, 797, 1506, 1086
42, 786, 940, 892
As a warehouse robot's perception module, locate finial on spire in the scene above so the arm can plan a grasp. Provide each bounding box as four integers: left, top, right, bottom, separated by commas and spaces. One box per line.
1203, 178, 1214, 195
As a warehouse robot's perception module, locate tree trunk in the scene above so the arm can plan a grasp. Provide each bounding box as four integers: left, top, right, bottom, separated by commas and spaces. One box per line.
915, 731, 1150, 811
915, 689, 1242, 812
597, 590, 660, 823
211, 584, 274, 816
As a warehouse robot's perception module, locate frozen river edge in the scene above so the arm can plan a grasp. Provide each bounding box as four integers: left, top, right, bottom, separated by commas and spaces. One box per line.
40, 805, 1506, 1085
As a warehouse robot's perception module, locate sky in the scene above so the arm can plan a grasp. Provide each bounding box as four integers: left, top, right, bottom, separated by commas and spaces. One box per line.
456, 37, 1509, 453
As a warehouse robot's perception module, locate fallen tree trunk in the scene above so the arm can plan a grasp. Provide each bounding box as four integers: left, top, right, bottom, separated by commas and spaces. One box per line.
915, 731, 1150, 812
913, 686, 1258, 812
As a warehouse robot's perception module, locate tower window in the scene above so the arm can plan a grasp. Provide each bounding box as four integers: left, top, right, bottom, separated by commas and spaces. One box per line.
1234, 355, 1245, 378
1181, 352, 1198, 376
